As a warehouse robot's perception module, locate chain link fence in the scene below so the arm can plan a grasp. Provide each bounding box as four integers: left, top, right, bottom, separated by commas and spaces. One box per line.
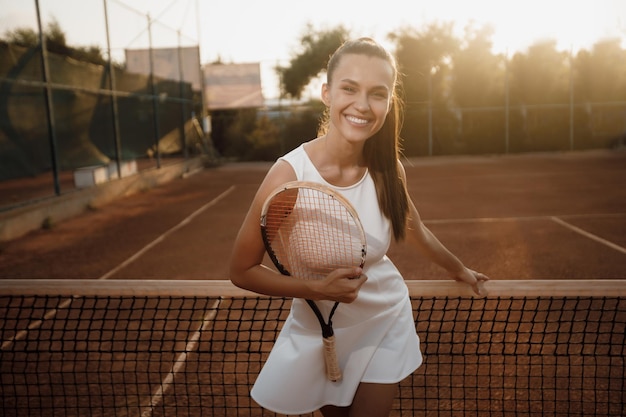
0, 0, 208, 210
2, 1, 625, 211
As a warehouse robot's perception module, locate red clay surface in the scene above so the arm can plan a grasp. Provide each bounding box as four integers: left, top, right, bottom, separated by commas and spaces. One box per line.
0, 150, 625, 281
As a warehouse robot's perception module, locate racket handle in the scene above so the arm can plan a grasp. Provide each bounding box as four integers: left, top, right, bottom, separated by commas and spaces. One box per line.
323, 335, 342, 382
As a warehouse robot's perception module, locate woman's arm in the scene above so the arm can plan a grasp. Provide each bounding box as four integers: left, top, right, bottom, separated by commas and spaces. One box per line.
229, 160, 366, 302
400, 163, 489, 295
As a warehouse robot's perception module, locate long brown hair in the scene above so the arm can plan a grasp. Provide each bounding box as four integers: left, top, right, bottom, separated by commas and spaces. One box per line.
318, 37, 409, 241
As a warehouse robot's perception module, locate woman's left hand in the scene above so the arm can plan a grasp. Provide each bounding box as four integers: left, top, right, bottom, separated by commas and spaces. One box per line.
451, 267, 490, 296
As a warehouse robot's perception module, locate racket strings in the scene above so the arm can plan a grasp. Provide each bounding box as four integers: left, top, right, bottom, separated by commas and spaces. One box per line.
264, 188, 364, 280
260, 183, 366, 382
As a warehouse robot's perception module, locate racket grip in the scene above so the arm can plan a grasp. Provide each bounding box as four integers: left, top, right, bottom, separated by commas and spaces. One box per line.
323, 335, 342, 382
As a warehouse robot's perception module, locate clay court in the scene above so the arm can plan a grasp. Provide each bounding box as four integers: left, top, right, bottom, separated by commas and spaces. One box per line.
0, 150, 624, 280
1, 150, 625, 417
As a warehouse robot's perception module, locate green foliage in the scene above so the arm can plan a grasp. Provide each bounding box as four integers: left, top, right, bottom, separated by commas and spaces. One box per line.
276, 25, 350, 99
219, 109, 257, 158
387, 24, 626, 155
391, 23, 459, 94
45, 19, 67, 47
278, 101, 326, 153
216, 108, 281, 161
2, 18, 107, 66
270, 23, 625, 157
574, 39, 626, 102
391, 24, 460, 155
3, 16, 625, 161
452, 25, 503, 107
509, 40, 570, 105
3, 27, 38, 47
218, 103, 325, 161
245, 115, 281, 160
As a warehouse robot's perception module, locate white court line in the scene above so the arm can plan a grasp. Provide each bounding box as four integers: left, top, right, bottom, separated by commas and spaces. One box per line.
140, 298, 221, 417
1, 186, 235, 351
98, 185, 235, 280
1, 303, 68, 350
424, 213, 626, 255
424, 212, 625, 225
550, 216, 626, 255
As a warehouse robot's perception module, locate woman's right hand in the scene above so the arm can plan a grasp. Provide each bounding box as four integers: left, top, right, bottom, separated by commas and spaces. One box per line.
308, 267, 367, 303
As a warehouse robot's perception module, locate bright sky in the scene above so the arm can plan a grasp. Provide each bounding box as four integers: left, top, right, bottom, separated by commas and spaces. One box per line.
147, 0, 625, 59
1, 0, 625, 98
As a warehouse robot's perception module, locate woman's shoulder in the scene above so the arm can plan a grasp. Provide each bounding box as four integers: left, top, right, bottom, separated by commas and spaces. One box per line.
278, 141, 310, 164
264, 159, 297, 186
277, 139, 321, 180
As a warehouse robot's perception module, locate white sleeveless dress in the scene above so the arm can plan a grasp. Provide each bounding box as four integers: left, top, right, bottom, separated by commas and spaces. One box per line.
251, 144, 422, 414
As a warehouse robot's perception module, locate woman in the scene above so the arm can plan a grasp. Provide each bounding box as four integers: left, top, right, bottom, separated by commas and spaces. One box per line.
230, 37, 489, 417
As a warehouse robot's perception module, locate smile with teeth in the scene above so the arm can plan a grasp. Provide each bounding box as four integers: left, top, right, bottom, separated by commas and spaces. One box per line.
345, 115, 369, 125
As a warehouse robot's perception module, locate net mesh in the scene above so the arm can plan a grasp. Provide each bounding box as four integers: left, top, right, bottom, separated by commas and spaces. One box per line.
1, 279, 625, 417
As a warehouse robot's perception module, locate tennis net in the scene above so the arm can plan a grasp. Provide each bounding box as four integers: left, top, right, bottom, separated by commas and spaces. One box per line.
1, 279, 625, 417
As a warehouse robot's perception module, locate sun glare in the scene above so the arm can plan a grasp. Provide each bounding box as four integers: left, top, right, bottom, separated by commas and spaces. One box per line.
1, 0, 623, 99
482, 1, 624, 54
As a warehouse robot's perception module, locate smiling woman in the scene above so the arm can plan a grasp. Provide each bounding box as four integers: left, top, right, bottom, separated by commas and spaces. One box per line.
229, 37, 490, 417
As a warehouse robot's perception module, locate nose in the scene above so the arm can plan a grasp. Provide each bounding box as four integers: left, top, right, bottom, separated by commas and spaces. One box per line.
354, 93, 370, 112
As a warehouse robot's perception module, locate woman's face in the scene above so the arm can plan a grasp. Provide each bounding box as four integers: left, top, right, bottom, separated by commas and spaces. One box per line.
322, 53, 394, 145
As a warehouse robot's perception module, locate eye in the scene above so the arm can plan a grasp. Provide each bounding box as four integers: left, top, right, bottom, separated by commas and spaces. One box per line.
342, 86, 356, 93
372, 91, 388, 99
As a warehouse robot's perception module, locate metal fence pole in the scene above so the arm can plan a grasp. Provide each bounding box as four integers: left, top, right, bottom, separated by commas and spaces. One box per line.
147, 14, 161, 168
569, 48, 574, 151
428, 67, 433, 156
505, 52, 510, 154
177, 31, 188, 160
103, 0, 122, 178
35, 0, 60, 195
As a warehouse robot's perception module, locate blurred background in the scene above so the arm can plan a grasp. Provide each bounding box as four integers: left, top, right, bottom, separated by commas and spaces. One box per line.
1, 0, 625, 211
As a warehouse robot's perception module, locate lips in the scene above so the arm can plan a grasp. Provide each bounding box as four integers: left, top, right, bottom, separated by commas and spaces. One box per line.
345, 114, 369, 125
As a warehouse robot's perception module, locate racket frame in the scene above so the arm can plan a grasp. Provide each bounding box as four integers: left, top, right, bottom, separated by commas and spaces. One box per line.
259, 181, 367, 382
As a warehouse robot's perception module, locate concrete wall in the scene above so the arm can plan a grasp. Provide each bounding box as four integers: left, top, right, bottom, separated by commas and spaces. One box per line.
0, 157, 205, 242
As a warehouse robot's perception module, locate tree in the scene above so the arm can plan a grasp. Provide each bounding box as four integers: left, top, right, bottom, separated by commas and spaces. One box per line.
574, 38, 626, 102
574, 39, 626, 147
510, 40, 570, 105
3, 27, 38, 47
390, 23, 460, 155
392, 23, 459, 104
2, 18, 106, 66
508, 40, 570, 150
450, 24, 505, 153
452, 24, 502, 108
276, 25, 350, 99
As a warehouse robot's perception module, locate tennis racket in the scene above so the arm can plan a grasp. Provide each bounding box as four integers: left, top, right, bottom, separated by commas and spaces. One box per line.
260, 181, 367, 382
